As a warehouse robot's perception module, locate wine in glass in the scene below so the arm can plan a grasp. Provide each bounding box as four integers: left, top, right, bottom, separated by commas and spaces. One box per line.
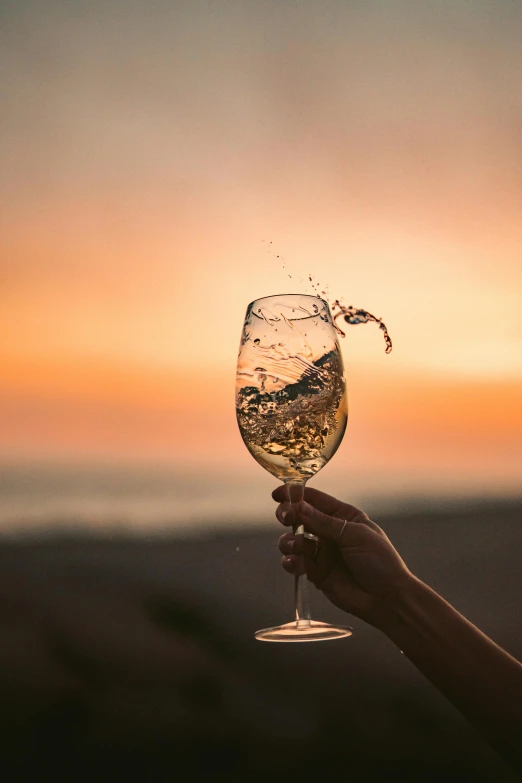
236, 293, 352, 642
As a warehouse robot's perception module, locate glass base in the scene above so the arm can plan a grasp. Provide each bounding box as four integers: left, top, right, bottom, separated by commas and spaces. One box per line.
255, 620, 353, 643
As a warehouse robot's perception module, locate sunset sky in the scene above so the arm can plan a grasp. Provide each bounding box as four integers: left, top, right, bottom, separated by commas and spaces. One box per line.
1, 0, 521, 521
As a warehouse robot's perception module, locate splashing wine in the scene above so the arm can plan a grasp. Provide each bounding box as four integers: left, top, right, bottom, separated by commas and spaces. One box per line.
237, 346, 347, 483
261, 242, 392, 353
331, 300, 393, 354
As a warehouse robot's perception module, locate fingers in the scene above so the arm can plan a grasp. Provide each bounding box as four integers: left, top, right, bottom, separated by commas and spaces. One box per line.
297, 504, 350, 544
275, 502, 289, 525
278, 532, 319, 558
299, 504, 372, 547
281, 555, 306, 576
272, 485, 368, 523
281, 553, 327, 584
280, 534, 337, 587
279, 533, 320, 577
276, 500, 380, 544
273, 484, 384, 543
279, 533, 319, 578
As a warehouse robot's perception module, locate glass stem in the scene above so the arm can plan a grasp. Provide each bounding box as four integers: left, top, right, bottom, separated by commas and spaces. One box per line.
286, 481, 311, 627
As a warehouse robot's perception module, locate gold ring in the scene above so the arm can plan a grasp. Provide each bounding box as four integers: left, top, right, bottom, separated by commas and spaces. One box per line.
338, 519, 348, 544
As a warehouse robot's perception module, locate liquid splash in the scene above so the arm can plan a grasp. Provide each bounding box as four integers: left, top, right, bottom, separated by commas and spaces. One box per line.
236, 348, 346, 481
299, 266, 392, 353
262, 241, 392, 353
331, 300, 392, 354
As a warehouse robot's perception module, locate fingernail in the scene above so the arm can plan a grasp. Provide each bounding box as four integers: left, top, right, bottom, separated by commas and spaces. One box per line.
281, 511, 287, 520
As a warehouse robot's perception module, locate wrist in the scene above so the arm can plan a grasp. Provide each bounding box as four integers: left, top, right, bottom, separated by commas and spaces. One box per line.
370, 572, 426, 634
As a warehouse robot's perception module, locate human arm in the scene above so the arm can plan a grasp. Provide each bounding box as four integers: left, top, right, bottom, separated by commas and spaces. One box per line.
273, 486, 522, 773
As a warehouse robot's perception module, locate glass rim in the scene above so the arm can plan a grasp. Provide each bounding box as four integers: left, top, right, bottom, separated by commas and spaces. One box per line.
248, 293, 329, 321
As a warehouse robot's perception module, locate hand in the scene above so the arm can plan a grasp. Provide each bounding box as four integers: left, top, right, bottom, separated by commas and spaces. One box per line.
273, 485, 414, 628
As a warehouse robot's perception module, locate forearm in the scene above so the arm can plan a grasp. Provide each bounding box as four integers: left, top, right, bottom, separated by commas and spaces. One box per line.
378, 576, 522, 772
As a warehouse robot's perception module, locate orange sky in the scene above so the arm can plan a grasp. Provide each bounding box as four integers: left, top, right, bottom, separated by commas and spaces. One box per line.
1, 0, 521, 499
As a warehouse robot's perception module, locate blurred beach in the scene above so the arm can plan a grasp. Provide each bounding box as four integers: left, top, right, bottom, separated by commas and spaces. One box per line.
0, 498, 520, 782
1, 459, 520, 781
1, 460, 521, 539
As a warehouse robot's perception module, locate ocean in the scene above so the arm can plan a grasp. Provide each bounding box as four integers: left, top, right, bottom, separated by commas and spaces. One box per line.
1, 460, 520, 539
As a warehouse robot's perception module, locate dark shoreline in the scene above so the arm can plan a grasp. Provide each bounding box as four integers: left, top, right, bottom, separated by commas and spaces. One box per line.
0, 504, 520, 781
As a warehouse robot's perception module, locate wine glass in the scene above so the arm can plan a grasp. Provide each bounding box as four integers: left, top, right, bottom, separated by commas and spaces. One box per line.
236, 293, 352, 642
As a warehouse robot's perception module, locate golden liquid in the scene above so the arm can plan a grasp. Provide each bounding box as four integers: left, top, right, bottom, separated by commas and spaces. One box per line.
236, 349, 348, 482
